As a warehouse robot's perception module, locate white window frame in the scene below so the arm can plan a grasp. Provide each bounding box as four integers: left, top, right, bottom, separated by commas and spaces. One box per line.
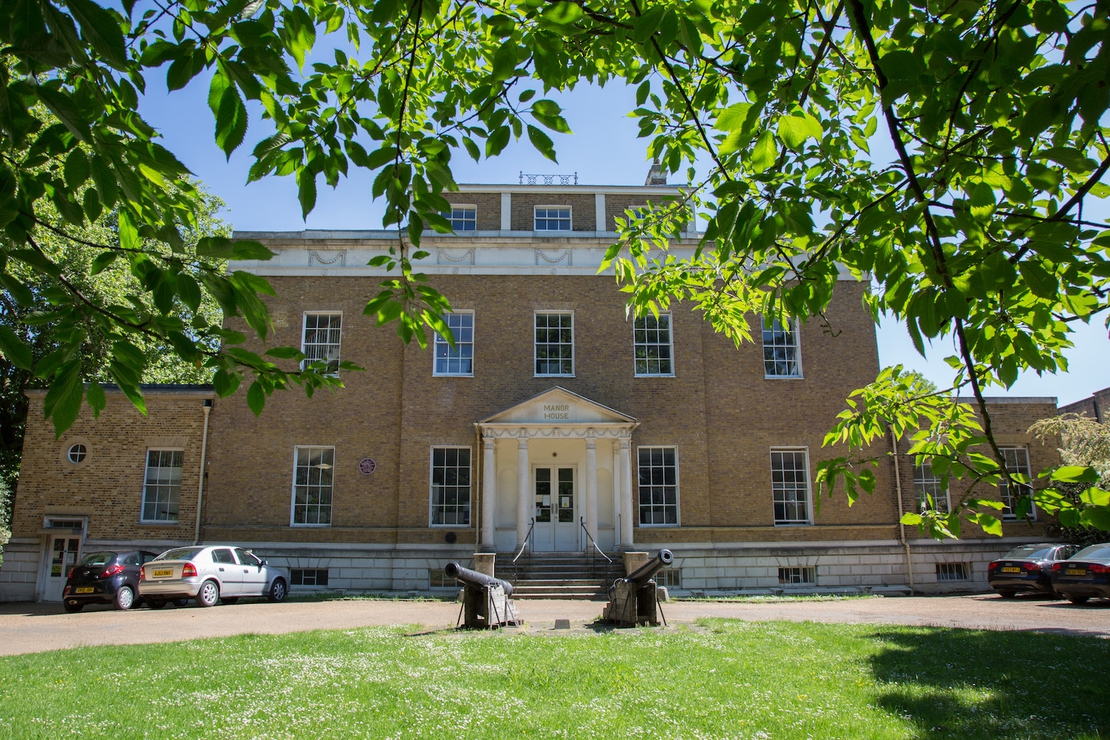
637, 445, 680, 526
633, 312, 675, 377
429, 446, 472, 527
291, 445, 335, 527
998, 446, 1036, 521
433, 311, 474, 377
771, 447, 812, 525
534, 205, 572, 231
913, 460, 950, 513
140, 448, 184, 523
446, 205, 477, 232
761, 318, 802, 379
301, 312, 343, 375
534, 311, 574, 377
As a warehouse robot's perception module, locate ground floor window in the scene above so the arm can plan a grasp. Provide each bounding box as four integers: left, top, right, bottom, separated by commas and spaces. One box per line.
142, 449, 183, 522
771, 448, 811, 524
913, 461, 950, 513
290, 568, 329, 586
292, 446, 334, 525
430, 447, 471, 526
778, 566, 816, 585
637, 446, 679, 525
936, 562, 969, 581
998, 446, 1034, 520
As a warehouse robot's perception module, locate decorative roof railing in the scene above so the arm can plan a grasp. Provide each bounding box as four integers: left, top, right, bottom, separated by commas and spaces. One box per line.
519, 171, 578, 185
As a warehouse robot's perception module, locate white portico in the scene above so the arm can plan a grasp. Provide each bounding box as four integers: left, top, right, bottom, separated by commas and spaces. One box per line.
475, 387, 638, 553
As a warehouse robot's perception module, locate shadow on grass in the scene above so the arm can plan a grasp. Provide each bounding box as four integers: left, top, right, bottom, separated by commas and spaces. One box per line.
867, 627, 1109, 739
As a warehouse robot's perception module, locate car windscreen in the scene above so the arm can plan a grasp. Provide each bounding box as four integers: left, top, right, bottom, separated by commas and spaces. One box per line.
153, 547, 204, 562
76, 551, 116, 567
1002, 545, 1054, 560
1071, 545, 1110, 562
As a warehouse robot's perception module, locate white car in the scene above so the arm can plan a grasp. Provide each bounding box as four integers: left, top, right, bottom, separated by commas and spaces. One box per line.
139, 546, 289, 608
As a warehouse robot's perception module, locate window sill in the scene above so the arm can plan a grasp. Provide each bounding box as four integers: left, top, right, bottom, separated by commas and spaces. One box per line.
634, 373, 676, 379
138, 521, 181, 526
773, 522, 813, 526
764, 374, 804, 380
638, 523, 680, 528
534, 374, 575, 379
290, 523, 332, 528
433, 373, 474, 378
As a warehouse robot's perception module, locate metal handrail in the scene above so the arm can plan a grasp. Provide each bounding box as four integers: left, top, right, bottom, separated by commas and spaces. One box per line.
580, 517, 613, 563
512, 518, 536, 564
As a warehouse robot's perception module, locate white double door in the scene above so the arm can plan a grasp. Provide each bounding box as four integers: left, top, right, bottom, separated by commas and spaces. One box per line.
532, 466, 579, 552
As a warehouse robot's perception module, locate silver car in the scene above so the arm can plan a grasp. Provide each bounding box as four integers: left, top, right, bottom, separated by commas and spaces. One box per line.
139, 546, 290, 608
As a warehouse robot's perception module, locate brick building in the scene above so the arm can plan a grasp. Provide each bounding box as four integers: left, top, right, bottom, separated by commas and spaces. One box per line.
0, 177, 1062, 601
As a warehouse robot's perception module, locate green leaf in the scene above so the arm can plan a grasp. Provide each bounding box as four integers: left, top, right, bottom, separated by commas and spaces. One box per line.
527, 125, 558, 162
543, 2, 583, 24
491, 40, 518, 81
0, 274, 35, 306
298, 170, 317, 218
750, 130, 777, 173
1080, 507, 1110, 531
86, 382, 106, 418
1050, 465, 1100, 484
776, 114, 822, 150
1017, 259, 1058, 299
213, 369, 241, 397
118, 210, 139, 251
246, 381, 266, 416
215, 85, 248, 158
89, 251, 118, 275
43, 361, 84, 439
67, 0, 127, 69
0, 327, 33, 370
1080, 487, 1110, 507
264, 346, 305, 360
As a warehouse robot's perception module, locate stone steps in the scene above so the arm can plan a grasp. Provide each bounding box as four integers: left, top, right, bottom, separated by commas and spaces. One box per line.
501, 553, 624, 600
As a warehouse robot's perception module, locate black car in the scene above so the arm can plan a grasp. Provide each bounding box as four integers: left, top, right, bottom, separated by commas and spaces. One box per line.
1051, 543, 1110, 605
986, 543, 1076, 597
63, 550, 160, 612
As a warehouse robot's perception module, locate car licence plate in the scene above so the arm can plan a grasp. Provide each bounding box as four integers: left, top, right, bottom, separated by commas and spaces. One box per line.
75, 587, 94, 594
1001, 567, 1021, 573
152, 569, 173, 578
1066, 568, 1087, 576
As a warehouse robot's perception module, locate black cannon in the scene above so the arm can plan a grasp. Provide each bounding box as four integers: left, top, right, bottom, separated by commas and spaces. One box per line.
604, 549, 673, 627
446, 561, 518, 629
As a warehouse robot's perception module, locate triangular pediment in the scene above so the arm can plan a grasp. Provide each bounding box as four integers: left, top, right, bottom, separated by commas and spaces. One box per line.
478, 387, 636, 426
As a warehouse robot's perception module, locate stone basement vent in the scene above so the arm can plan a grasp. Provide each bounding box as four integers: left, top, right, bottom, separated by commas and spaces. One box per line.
778, 567, 816, 585
936, 562, 970, 581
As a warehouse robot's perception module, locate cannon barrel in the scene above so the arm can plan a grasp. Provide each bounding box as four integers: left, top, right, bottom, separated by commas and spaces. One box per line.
626, 549, 674, 587
444, 562, 514, 596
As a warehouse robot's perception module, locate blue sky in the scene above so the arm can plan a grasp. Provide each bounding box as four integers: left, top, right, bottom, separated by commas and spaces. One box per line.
140, 74, 1108, 408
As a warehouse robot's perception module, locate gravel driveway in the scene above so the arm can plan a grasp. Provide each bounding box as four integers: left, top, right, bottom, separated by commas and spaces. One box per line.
0, 593, 1107, 656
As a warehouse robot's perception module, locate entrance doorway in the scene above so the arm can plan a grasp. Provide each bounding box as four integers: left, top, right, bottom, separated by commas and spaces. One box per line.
44, 536, 81, 601
533, 467, 578, 552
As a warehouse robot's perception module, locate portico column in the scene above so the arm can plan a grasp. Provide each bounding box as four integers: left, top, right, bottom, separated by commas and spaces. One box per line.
481, 435, 496, 548
516, 435, 530, 550
619, 437, 634, 547
584, 435, 598, 549
612, 441, 622, 541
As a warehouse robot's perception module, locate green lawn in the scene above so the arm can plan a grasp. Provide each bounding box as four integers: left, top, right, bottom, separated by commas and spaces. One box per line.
0, 619, 1105, 739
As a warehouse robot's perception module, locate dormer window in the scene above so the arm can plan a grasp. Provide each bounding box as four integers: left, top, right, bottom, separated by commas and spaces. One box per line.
535, 206, 571, 231
446, 206, 476, 232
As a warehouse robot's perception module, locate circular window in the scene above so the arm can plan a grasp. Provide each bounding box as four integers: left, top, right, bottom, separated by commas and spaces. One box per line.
67, 444, 87, 464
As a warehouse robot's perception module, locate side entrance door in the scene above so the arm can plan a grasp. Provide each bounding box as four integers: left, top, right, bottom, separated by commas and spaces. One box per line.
43, 536, 81, 602
533, 467, 578, 552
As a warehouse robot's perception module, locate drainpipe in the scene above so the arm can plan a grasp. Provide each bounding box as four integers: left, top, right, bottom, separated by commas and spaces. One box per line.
891, 430, 914, 593
193, 400, 212, 545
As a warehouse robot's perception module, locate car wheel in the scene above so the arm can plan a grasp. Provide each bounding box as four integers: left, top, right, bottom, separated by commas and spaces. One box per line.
268, 578, 288, 603
114, 585, 136, 610
63, 600, 83, 613
998, 590, 1017, 599
146, 599, 166, 609
196, 580, 220, 608
221, 597, 239, 605
1068, 595, 1090, 605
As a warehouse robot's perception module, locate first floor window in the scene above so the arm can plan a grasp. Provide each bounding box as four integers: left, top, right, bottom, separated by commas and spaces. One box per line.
434, 312, 474, 376
998, 446, 1034, 520
446, 206, 476, 231
634, 313, 673, 376
771, 448, 810, 524
302, 313, 343, 374
431, 447, 471, 525
535, 312, 574, 376
534, 206, 571, 231
762, 318, 801, 378
293, 446, 334, 525
142, 449, 183, 522
638, 446, 679, 525
913, 461, 950, 513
